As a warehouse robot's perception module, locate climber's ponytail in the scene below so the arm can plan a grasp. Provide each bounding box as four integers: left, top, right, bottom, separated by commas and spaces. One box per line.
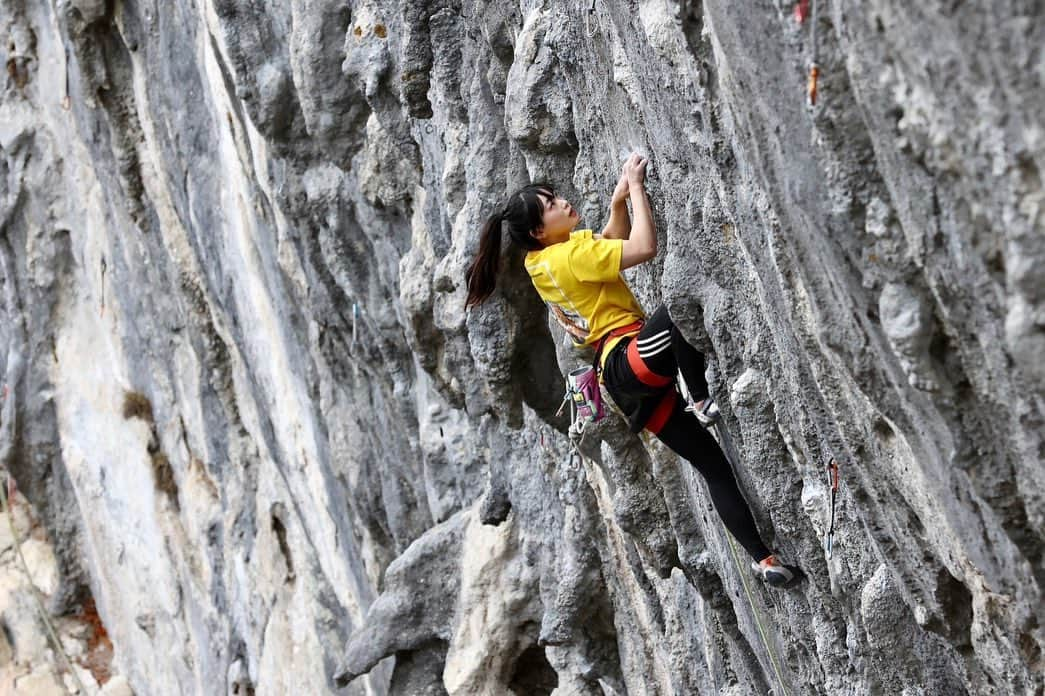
465, 183, 556, 308
465, 210, 506, 308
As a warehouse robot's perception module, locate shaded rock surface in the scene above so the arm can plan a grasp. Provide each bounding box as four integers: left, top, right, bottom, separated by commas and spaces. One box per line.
1, 0, 1042, 694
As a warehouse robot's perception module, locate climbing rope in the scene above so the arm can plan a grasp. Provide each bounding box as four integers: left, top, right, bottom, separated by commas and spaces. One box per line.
561, 374, 790, 695
709, 425, 790, 695
724, 532, 790, 696
1, 474, 88, 695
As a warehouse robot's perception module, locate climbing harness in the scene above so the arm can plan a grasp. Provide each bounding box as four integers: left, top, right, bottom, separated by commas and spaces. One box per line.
825, 457, 839, 557
554, 321, 644, 431
592, 321, 644, 366
1, 473, 88, 695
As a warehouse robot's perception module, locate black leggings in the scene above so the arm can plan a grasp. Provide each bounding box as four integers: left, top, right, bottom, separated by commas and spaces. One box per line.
602, 306, 772, 562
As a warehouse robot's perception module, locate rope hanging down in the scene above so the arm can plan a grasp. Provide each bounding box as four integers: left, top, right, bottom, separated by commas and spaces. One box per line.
725, 533, 790, 696
711, 425, 790, 696
1, 474, 89, 695
555, 362, 790, 694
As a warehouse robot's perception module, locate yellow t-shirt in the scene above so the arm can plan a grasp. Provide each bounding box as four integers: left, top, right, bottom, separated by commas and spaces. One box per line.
524, 229, 645, 368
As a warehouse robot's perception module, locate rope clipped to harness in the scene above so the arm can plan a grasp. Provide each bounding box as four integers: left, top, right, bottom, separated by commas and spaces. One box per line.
553, 320, 643, 431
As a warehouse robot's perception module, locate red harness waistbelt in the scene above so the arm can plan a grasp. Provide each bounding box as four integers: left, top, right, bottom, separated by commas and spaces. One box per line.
594, 320, 645, 361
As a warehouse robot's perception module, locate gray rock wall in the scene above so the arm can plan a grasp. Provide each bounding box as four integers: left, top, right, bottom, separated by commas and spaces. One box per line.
1, 0, 1041, 694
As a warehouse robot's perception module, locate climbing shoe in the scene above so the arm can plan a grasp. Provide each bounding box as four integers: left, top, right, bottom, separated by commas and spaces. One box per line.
688, 397, 721, 427
750, 555, 803, 588
676, 369, 721, 427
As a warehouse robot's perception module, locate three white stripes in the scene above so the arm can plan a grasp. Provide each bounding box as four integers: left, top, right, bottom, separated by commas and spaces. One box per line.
636, 329, 672, 358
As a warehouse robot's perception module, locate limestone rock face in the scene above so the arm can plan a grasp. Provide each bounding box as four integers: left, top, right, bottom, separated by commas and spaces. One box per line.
1, 0, 1042, 694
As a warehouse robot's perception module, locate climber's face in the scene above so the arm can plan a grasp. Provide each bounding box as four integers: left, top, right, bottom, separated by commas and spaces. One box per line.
533, 192, 579, 246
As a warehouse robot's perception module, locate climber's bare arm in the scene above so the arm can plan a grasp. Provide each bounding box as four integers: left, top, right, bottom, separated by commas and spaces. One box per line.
619, 155, 655, 270
600, 167, 632, 241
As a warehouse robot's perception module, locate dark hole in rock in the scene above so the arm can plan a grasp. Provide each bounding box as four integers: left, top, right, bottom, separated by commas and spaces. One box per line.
150, 451, 180, 510
509, 644, 558, 695
1018, 615, 1043, 671
122, 390, 154, 422
872, 418, 895, 443
271, 510, 296, 583
927, 323, 952, 368
925, 567, 973, 655
984, 249, 1005, 280
390, 640, 449, 695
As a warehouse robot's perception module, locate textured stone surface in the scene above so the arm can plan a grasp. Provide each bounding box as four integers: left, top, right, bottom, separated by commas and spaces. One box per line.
1, 0, 1042, 694
0, 485, 117, 694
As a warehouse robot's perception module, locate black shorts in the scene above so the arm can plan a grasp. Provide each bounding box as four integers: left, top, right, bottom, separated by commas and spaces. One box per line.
601, 306, 709, 433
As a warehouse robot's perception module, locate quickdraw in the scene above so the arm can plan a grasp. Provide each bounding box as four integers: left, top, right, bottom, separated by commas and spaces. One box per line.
808, 0, 820, 105
794, 0, 821, 106
825, 457, 839, 557
793, 0, 810, 22
352, 303, 359, 347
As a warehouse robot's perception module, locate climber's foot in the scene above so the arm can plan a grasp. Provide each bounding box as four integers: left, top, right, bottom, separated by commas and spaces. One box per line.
687, 397, 721, 427
750, 555, 804, 588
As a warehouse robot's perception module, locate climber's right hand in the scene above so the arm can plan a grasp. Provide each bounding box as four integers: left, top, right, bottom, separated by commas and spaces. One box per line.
622, 153, 648, 187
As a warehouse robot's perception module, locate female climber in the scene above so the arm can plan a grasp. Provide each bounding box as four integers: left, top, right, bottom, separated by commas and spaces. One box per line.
464, 153, 800, 587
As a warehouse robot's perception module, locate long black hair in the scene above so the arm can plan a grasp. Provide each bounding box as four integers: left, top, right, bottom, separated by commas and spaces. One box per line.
465, 183, 557, 307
